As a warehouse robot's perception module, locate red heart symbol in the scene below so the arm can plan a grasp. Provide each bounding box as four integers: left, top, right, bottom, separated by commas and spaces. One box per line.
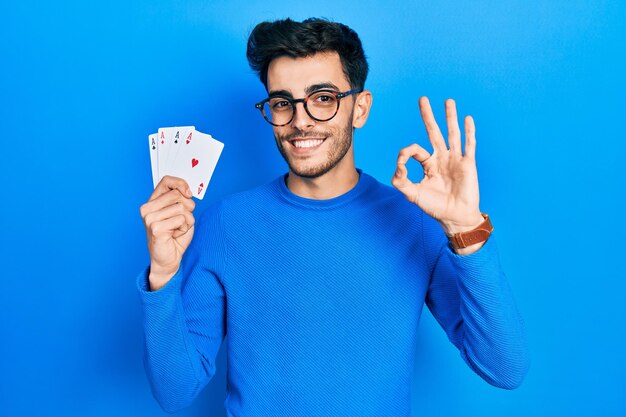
191, 158, 199, 168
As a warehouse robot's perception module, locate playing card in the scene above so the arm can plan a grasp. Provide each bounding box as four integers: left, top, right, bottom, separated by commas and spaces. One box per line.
169, 130, 224, 200
156, 127, 175, 182
163, 126, 194, 180
148, 133, 158, 187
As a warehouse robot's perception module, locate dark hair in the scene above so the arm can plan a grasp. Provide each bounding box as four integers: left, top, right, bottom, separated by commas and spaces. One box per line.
246, 17, 368, 90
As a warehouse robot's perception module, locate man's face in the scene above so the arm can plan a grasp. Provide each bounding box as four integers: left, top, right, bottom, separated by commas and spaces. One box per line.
266, 52, 356, 179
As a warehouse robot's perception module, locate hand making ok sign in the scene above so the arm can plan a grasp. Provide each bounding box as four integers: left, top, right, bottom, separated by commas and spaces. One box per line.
391, 97, 485, 237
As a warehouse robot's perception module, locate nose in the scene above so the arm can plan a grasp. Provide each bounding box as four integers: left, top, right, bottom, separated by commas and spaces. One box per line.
291, 101, 315, 130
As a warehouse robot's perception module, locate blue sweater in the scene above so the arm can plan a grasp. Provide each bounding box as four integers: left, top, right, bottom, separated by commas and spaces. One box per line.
137, 168, 529, 416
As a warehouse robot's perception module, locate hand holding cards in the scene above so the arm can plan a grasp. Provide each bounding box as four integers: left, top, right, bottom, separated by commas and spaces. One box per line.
148, 126, 224, 199
143, 126, 223, 289
140, 176, 197, 291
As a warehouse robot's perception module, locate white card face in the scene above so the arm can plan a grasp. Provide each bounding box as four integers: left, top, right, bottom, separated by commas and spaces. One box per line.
164, 126, 194, 180
170, 130, 224, 200
157, 127, 175, 181
148, 133, 158, 188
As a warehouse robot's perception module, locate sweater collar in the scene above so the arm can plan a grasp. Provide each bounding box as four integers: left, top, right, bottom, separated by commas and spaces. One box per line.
277, 168, 372, 209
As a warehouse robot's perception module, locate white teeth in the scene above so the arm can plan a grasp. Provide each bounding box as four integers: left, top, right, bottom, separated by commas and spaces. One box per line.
293, 140, 324, 148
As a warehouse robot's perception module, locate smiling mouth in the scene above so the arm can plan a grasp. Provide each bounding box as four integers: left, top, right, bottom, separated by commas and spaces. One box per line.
289, 138, 326, 149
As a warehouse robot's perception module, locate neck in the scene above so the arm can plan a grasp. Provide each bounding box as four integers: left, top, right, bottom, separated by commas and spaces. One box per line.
286, 157, 359, 200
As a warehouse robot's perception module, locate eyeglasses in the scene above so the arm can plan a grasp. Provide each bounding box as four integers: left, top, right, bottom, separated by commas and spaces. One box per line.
254, 88, 363, 126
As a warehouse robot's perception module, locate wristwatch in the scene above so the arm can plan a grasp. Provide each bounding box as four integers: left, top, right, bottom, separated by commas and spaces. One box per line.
447, 213, 494, 249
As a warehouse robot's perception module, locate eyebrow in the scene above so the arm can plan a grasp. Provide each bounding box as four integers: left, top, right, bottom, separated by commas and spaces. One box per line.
268, 89, 292, 99
268, 82, 341, 98
305, 82, 340, 95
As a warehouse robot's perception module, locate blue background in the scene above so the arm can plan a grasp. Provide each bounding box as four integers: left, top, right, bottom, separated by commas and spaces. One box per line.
1, 1, 624, 416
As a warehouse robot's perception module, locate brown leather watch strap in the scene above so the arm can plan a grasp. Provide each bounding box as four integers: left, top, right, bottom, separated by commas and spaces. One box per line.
448, 213, 494, 249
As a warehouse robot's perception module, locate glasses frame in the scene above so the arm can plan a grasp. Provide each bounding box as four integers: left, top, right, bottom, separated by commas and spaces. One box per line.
254, 88, 363, 127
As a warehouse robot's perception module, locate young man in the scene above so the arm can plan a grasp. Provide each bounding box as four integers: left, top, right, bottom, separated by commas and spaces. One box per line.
138, 18, 529, 416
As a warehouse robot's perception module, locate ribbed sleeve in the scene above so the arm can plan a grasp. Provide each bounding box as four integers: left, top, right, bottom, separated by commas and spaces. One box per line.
137, 201, 227, 413
422, 211, 530, 389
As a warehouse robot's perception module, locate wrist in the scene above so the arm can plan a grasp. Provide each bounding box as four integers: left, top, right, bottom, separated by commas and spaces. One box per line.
439, 212, 485, 236
445, 213, 494, 254
451, 240, 486, 256
148, 264, 179, 291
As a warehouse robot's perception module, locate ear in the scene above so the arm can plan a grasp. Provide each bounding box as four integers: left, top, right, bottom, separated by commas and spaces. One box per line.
352, 90, 372, 129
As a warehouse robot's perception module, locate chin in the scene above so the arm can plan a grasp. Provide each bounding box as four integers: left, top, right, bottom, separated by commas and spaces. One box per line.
288, 165, 332, 179
286, 150, 349, 179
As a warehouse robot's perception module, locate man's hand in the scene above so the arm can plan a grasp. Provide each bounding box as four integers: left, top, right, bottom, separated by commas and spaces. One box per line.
139, 176, 196, 291
392, 97, 485, 239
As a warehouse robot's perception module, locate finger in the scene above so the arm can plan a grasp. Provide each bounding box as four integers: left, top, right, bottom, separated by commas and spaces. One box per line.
445, 98, 462, 155
392, 169, 422, 205
464, 115, 476, 159
170, 214, 194, 237
396, 143, 431, 166
144, 202, 195, 230
173, 222, 194, 239
150, 214, 188, 240
394, 143, 431, 188
149, 175, 192, 202
152, 189, 195, 212
141, 189, 195, 219
419, 96, 447, 152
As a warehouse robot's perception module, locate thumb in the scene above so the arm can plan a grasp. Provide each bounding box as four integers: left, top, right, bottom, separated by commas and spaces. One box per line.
392, 168, 419, 197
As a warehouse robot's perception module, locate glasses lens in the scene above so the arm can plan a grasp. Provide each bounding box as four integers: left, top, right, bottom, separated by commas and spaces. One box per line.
265, 98, 293, 126
307, 91, 339, 121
